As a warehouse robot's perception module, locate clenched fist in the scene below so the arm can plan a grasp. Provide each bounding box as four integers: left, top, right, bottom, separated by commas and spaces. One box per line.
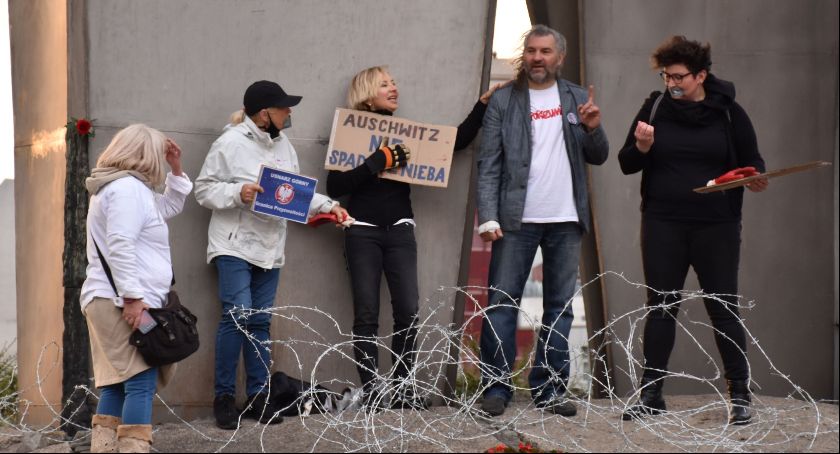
634, 121, 655, 153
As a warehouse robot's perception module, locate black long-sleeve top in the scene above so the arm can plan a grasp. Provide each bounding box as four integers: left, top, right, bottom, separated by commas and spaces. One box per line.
327, 101, 487, 226
618, 74, 765, 222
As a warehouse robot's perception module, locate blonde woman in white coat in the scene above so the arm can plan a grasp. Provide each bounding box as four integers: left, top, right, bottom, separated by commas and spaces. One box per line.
83, 124, 192, 452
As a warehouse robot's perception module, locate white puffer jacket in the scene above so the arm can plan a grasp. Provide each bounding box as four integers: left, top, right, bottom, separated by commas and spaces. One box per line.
195, 116, 336, 269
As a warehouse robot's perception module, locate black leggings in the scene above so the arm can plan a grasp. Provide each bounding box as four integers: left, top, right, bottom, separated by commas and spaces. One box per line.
641, 218, 749, 382
344, 224, 419, 388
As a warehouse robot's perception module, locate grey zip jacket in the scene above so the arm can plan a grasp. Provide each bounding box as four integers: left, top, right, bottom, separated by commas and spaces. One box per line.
477, 76, 609, 233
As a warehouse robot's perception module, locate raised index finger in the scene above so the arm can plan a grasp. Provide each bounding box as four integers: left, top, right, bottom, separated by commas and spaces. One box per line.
587, 85, 596, 104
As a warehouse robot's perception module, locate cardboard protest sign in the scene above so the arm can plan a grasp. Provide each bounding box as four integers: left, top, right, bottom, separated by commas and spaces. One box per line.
693, 161, 832, 193
252, 165, 317, 223
324, 108, 457, 188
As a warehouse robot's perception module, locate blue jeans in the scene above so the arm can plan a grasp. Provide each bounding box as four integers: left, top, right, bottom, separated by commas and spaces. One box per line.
214, 256, 280, 397
97, 367, 157, 424
479, 222, 582, 404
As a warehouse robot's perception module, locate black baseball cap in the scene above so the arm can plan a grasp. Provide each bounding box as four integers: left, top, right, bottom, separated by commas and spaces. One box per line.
243, 80, 302, 115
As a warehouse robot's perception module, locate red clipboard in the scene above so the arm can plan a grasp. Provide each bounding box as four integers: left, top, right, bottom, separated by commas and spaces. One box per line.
693, 161, 832, 193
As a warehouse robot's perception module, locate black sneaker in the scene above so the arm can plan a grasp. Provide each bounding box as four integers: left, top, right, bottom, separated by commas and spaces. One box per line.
243, 393, 283, 424
481, 395, 507, 417
213, 394, 239, 430
537, 398, 577, 417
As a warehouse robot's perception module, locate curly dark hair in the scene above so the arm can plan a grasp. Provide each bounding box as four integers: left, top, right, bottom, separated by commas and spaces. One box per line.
651, 35, 712, 74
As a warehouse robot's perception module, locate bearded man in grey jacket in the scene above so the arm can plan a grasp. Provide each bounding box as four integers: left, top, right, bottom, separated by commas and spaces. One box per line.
476, 25, 608, 417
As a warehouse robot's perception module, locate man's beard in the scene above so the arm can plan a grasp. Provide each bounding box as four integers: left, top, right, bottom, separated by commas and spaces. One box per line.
525, 62, 559, 84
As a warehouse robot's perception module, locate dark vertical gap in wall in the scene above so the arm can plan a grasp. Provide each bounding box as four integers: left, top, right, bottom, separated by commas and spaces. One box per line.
574, 0, 614, 402
524, 0, 548, 31
526, 0, 613, 398
60, 0, 94, 435
833, 51, 839, 401
446, 0, 497, 401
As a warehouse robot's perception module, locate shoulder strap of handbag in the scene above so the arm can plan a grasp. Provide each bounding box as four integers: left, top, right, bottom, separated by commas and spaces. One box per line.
649, 91, 732, 124
91, 238, 175, 299
648, 93, 665, 124
649, 91, 737, 168
92, 238, 120, 297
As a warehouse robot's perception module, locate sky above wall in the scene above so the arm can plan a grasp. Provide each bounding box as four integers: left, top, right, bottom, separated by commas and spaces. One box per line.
1, 0, 12, 182
494, 0, 531, 59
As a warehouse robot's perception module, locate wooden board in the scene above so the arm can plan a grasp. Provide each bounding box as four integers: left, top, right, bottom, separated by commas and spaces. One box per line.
693, 161, 832, 193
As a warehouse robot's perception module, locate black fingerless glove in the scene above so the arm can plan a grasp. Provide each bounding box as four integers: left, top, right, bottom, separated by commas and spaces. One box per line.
365, 143, 411, 173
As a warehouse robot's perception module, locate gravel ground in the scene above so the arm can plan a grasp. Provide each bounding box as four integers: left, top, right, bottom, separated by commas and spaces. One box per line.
2, 394, 838, 453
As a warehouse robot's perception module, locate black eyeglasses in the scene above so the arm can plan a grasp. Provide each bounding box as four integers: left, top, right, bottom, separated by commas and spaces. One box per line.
658, 70, 694, 83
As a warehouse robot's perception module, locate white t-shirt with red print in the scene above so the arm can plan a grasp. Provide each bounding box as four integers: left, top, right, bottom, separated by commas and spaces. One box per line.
522, 83, 578, 223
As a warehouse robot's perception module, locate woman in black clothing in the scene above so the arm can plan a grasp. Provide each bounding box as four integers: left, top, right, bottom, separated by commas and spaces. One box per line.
327, 65, 501, 409
618, 36, 768, 425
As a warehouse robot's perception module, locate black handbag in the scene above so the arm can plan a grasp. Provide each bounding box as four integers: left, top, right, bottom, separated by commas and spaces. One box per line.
93, 240, 199, 367
128, 290, 199, 367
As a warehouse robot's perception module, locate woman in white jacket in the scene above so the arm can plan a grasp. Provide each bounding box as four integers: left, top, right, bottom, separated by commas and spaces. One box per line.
195, 80, 347, 430
82, 124, 192, 453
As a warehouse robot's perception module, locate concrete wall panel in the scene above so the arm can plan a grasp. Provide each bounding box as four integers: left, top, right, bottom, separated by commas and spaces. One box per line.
83, 0, 490, 416
86, 1, 484, 136
582, 0, 838, 398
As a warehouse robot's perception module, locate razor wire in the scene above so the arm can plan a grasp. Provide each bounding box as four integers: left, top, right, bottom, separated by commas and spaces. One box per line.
1, 271, 837, 452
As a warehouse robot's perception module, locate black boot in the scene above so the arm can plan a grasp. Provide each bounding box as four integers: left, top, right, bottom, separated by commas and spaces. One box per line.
622, 378, 666, 421
727, 379, 752, 425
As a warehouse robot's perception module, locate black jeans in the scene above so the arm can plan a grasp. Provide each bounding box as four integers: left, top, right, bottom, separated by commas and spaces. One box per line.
641, 218, 749, 382
344, 224, 419, 389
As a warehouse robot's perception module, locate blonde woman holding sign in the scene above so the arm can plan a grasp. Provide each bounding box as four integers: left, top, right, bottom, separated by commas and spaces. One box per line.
326, 65, 503, 410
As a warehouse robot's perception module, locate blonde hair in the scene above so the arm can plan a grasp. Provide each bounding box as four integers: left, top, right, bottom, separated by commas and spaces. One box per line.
96, 124, 168, 186
229, 109, 246, 125
229, 109, 267, 127
347, 65, 389, 111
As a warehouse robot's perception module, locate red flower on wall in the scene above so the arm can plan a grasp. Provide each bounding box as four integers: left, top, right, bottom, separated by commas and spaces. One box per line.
66, 117, 96, 139
76, 118, 92, 136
